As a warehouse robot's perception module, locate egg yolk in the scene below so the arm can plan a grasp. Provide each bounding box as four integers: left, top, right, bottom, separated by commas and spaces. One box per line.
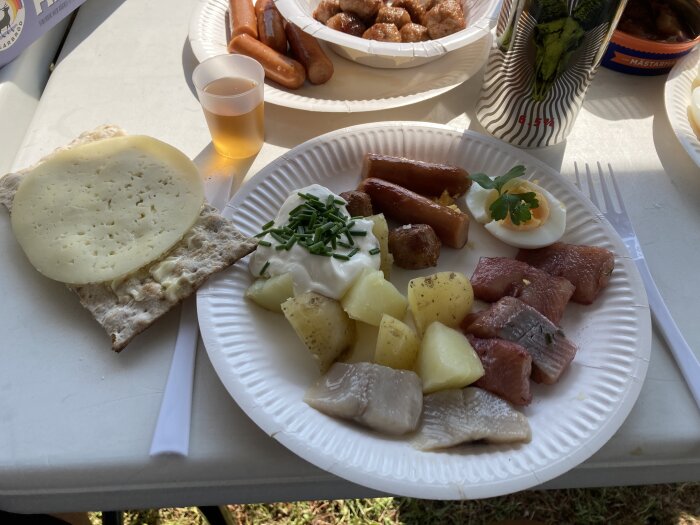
486, 182, 550, 232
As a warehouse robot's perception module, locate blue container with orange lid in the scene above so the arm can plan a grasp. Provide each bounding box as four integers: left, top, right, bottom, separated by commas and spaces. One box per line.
602, 0, 700, 75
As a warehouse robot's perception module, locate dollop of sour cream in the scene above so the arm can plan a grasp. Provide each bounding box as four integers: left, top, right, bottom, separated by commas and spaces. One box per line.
249, 184, 380, 300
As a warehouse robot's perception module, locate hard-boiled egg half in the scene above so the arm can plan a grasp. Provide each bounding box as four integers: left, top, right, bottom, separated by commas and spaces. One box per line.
466, 176, 566, 249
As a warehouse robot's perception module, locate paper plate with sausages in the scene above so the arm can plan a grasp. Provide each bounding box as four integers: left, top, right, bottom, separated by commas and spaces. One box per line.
196, 122, 651, 500
188, 0, 492, 112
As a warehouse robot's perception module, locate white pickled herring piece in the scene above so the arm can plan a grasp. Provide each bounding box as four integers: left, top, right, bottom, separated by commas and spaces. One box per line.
304, 362, 423, 436
412, 387, 531, 451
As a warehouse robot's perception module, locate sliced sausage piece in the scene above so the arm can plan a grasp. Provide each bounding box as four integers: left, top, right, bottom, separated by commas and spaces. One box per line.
361, 153, 471, 197
388, 224, 441, 269
228, 0, 258, 44
313, 0, 342, 24
400, 22, 429, 42
230, 34, 306, 89
375, 6, 412, 28
255, 0, 288, 54
325, 12, 366, 36
339, 0, 382, 21
424, 0, 465, 39
392, 0, 427, 25
358, 177, 469, 249
363, 23, 402, 41
285, 23, 334, 85
339, 190, 373, 217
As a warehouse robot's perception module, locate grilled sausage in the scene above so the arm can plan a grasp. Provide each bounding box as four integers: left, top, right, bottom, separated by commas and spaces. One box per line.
255, 0, 288, 54
230, 34, 306, 89
285, 23, 335, 85
360, 153, 471, 197
228, 0, 258, 46
358, 177, 469, 249
388, 224, 441, 269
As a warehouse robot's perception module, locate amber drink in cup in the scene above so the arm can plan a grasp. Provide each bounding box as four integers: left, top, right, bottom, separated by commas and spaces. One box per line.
193, 55, 265, 159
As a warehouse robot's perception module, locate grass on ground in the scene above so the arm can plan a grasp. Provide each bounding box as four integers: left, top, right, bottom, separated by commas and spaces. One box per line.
88, 482, 700, 525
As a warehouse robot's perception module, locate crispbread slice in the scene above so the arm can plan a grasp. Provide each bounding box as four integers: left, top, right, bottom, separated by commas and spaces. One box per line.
1, 125, 256, 351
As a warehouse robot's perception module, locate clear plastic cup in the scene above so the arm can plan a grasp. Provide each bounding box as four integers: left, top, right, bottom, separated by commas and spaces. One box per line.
193, 54, 265, 159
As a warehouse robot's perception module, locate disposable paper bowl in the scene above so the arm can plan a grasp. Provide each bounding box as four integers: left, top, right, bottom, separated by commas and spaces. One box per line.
274, 0, 500, 68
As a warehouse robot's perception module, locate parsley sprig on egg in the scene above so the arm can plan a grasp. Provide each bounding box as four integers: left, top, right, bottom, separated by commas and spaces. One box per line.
469, 165, 540, 225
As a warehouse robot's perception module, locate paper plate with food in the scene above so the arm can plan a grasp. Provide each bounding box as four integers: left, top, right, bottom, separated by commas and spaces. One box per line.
196, 122, 651, 499
188, 0, 492, 111
665, 45, 700, 168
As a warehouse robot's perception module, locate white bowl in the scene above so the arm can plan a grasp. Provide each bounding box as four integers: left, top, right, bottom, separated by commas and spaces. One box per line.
274, 0, 500, 68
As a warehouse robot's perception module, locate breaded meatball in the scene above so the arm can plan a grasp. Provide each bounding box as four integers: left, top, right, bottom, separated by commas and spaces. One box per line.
362, 22, 402, 41
339, 0, 382, 21
339, 190, 373, 217
313, 0, 342, 24
388, 224, 441, 269
391, 0, 427, 25
424, 0, 465, 39
375, 6, 411, 28
400, 22, 429, 42
326, 12, 367, 37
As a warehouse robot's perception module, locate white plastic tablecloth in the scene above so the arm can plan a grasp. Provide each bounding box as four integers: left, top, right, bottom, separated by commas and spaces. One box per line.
1, 0, 699, 514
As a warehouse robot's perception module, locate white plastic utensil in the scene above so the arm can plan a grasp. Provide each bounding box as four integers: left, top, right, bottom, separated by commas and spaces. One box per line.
150, 169, 235, 456
576, 162, 700, 410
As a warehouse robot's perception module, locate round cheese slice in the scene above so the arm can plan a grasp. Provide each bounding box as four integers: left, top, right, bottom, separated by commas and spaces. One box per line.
11, 135, 205, 284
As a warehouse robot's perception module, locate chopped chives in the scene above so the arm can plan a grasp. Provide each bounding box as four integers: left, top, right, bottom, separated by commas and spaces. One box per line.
253, 190, 371, 261
369, 247, 381, 255
259, 261, 270, 276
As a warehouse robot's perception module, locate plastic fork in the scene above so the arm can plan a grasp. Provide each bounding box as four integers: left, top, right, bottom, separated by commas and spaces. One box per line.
575, 162, 700, 409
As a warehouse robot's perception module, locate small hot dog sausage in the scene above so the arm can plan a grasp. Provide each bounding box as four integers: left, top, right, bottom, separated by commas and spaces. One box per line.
358, 178, 469, 249
228, 0, 258, 46
230, 34, 306, 89
361, 153, 471, 197
255, 0, 287, 54
285, 23, 334, 85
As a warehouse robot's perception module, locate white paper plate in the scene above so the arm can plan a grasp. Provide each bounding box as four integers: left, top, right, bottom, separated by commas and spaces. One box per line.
197, 122, 651, 500
188, 0, 491, 112
665, 46, 700, 167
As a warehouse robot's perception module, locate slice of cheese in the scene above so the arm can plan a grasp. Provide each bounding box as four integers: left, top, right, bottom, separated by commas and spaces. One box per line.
10, 135, 205, 284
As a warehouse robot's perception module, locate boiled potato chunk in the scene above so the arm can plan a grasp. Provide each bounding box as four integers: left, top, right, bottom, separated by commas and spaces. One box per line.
245, 273, 294, 312
281, 292, 355, 373
341, 269, 407, 326
367, 214, 393, 279
415, 321, 484, 394
407, 271, 474, 336
374, 314, 420, 370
